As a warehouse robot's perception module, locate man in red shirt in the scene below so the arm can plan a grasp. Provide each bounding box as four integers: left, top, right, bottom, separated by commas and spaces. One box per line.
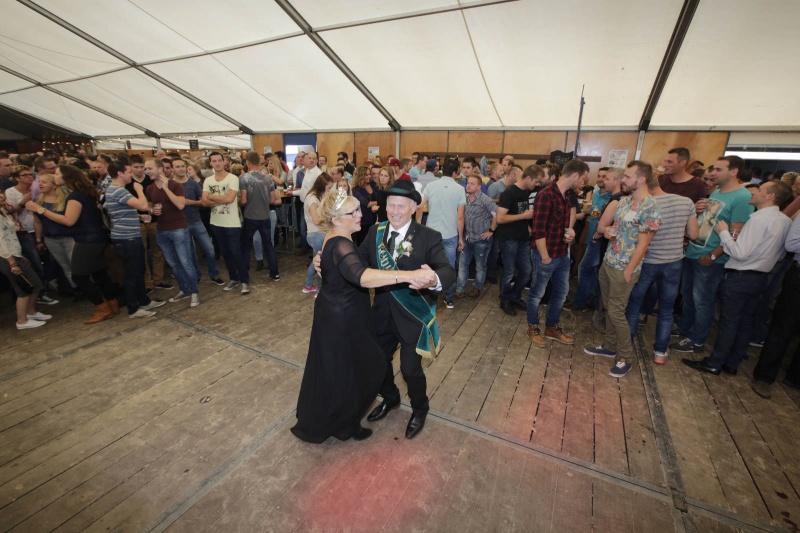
659, 147, 706, 204
526, 159, 589, 347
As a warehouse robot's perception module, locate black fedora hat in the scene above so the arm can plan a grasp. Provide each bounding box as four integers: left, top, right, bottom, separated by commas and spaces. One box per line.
380, 179, 422, 204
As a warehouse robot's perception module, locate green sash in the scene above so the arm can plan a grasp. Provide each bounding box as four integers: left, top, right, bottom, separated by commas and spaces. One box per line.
375, 222, 442, 358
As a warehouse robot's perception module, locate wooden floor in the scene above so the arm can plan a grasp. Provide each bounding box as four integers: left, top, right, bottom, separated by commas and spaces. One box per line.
1, 254, 799, 533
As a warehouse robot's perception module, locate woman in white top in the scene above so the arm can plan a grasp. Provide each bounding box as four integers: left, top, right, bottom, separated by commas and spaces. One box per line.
302, 173, 334, 294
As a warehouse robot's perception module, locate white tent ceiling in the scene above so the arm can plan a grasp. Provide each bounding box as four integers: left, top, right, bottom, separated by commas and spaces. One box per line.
0, 0, 797, 141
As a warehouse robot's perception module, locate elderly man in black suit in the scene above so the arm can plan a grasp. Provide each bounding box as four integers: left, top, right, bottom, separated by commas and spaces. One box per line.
357, 180, 456, 439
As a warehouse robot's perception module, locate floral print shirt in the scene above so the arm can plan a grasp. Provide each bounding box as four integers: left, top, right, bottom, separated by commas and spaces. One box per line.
604, 195, 661, 272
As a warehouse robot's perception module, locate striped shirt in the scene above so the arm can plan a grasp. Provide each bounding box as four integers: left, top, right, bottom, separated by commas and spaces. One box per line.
106, 184, 141, 240
643, 194, 695, 264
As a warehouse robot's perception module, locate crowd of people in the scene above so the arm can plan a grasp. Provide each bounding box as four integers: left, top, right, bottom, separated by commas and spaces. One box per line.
2, 144, 799, 402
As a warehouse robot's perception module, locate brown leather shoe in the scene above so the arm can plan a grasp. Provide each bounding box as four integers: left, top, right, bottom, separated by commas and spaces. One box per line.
455, 291, 466, 299
466, 287, 480, 299
545, 324, 574, 345
86, 302, 114, 324
527, 324, 546, 347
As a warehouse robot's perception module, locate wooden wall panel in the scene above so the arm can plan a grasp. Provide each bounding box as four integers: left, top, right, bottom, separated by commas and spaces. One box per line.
640, 132, 729, 169
503, 131, 568, 157
354, 131, 395, 166
447, 131, 504, 154
566, 131, 640, 182
252, 134, 283, 156
317, 133, 354, 163
399, 131, 449, 156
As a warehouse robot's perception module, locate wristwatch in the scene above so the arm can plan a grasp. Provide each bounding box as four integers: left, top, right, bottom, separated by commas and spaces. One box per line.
709, 253, 717, 261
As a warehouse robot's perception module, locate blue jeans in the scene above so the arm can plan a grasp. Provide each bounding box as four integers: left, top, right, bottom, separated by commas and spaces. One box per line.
457, 238, 491, 292
188, 220, 218, 280
625, 260, 682, 353
486, 233, 500, 278
304, 232, 325, 288
243, 217, 279, 277
211, 225, 248, 284
112, 237, 152, 314
441, 235, 459, 301
678, 257, 726, 346
574, 239, 602, 308
157, 228, 198, 295
527, 250, 570, 327
252, 211, 278, 259
499, 239, 531, 303
707, 271, 768, 370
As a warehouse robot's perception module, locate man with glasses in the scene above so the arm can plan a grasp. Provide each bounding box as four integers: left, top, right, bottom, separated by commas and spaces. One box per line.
6, 165, 56, 305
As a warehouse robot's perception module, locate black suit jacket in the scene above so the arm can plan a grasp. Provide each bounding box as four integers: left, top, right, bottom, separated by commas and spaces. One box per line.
358, 220, 456, 345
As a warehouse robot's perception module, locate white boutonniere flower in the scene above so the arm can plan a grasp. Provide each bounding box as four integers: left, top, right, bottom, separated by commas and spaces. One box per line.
396, 237, 413, 257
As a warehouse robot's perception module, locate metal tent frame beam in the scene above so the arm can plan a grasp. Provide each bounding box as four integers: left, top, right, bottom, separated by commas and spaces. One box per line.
638, 0, 701, 131
17, 0, 250, 135
0, 65, 149, 135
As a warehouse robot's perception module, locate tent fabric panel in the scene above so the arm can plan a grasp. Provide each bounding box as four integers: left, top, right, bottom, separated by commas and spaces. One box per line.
321, 11, 501, 128
464, 0, 684, 129
290, 0, 458, 28
34, 0, 302, 64
52, 69, 238, 134
0, 1, 124, 83
0, 70, 34, 93
650, 0, 800, 128
149, 37, 389, 131
0, 87, 142, 137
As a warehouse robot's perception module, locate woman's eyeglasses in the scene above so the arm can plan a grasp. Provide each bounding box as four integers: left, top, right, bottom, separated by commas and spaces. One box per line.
341, 206, 361, 218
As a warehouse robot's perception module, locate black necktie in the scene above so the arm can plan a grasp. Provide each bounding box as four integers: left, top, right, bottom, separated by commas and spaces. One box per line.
387, 231, 399, 256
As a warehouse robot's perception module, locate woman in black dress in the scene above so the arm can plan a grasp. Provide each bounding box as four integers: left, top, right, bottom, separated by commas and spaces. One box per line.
291, 187, 432, 443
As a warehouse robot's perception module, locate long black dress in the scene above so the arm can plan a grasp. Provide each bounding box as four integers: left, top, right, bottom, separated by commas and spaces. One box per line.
290, 236, 387, 443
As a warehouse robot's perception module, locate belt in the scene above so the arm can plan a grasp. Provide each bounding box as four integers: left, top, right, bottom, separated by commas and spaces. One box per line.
725, 269, 766, 275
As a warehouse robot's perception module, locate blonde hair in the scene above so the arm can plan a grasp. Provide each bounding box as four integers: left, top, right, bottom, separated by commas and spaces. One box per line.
230, 163, 244, 177
319, 186, 358, 231
376, 166, 396, 191
36, 173, 68, 212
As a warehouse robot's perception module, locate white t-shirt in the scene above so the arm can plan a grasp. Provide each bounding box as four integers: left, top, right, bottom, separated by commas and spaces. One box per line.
203, 173, 240, 228
5, 187, 34, 232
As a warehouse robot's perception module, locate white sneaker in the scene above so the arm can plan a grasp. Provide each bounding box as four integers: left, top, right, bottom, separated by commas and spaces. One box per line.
129, 308, 156, 319
168, 291, 188, 302
654, 350, 669, 365
224, 281, 241, 291
190, 294, 200, 307
17, 319, 45, 330
141, 299, 166, 310
27, 312, 52, 321
241, 283, 251, 295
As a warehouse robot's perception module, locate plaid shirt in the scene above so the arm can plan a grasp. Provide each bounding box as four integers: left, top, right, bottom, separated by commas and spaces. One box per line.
530, 182, 571, 258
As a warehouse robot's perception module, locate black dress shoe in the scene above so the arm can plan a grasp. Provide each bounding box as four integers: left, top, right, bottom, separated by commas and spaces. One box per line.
722, 365, 738, 376
500, 301, 517, 317
352, 425, 373, 441
367, 401, 400, 422
510, 299, 527, 310
681, 357, 721, 375
405, 413, 426, 439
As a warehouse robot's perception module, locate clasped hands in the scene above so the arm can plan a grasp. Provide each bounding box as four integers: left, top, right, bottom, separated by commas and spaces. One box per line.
407, 265, 437, 290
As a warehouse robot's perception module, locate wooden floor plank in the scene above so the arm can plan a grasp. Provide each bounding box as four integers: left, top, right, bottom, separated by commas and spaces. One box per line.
530, 342, 571, 452
618, 362, 665, 486
704, 375, 800, 526
592, 356, 629, 475
1, 348, 260, 531
560, 320, 596, 463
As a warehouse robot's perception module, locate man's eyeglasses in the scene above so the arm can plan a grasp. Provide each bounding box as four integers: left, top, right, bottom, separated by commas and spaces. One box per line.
341, 206, 361, 218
